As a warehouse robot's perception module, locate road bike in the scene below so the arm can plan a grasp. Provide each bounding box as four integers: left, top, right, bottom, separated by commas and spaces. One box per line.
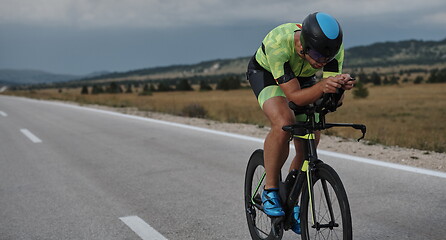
244, 89, 366, 240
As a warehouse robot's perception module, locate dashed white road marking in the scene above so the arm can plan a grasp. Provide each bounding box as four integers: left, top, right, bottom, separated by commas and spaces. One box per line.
0, 111, 7, 117
20, 128, 42, 143
120, 216, 168, 240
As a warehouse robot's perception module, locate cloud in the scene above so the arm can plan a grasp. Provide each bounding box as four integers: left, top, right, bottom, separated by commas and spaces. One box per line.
420, 11, 446, 25
1, 0, 444, 29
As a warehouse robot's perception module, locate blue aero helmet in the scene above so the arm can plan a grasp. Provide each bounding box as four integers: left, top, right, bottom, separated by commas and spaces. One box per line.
300, 12, 343, 63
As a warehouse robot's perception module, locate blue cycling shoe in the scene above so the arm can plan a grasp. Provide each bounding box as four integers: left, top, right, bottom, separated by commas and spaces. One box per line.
292, 205, 301, 234
261, 189, 285, 217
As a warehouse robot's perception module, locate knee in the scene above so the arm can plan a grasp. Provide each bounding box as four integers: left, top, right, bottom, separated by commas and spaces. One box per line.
270, 116, 294, 140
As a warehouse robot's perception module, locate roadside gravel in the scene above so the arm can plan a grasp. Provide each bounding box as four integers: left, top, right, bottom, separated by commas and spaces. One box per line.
85, 105, 445, 173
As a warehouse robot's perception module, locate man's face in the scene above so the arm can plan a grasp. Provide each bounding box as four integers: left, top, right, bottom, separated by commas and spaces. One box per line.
304, 53, 327, 69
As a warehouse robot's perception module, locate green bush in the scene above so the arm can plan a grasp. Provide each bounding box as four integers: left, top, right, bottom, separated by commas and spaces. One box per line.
81, 86, 89, 94
181, 103, 208, 118
352, 81, 369, 99
176, 79, 193, 91
216, 76, 241, 90
199, 80, 213, 91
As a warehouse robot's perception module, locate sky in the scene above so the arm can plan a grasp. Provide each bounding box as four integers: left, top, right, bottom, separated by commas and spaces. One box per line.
0, 0, 445, 75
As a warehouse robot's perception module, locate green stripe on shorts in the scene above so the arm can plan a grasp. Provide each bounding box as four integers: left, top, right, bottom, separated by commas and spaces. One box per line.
257, 85, 320, 123
295, 112, 320, 122
258, 85, 286, 109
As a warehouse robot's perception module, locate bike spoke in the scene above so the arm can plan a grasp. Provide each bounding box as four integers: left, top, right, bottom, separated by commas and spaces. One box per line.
302, 165, 351, 240
245, 152, 280, 240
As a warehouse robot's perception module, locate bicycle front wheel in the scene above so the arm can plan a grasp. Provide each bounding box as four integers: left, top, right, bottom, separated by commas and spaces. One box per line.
244, 149, 283, 240
300, 163, 352, 240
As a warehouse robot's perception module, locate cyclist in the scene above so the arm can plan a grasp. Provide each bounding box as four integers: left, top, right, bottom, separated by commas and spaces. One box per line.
246, 12, 355, 232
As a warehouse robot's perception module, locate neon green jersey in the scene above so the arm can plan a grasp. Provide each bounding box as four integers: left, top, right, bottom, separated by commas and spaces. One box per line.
255, 23, 344, 82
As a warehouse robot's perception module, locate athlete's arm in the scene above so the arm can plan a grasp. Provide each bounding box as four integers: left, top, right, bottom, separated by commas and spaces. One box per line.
280, 74, 353, 106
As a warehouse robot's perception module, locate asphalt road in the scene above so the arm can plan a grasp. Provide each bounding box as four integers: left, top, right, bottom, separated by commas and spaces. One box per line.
0, 95, 445, 240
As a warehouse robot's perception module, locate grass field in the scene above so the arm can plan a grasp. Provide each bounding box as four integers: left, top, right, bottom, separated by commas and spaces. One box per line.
4, 83, 445, 152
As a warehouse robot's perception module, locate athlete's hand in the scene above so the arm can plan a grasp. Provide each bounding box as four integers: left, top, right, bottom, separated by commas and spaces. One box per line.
320, 75, 345, 93
338, 74, 356, 90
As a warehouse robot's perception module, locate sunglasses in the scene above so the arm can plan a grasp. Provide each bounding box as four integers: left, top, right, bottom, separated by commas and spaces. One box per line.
305, 48, 334, 64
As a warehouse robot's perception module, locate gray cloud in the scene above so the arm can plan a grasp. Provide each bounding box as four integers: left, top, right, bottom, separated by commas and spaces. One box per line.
0, 0, 445, 74
1, 0, 445, 29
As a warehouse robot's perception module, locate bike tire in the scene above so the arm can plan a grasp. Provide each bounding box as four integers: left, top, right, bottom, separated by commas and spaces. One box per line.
244, 149, 283, 240
300, 163, 352, 240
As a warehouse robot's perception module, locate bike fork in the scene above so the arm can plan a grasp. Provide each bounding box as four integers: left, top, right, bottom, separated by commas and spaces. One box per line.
303, 160, 317, 226
307, 167, 338, 230
321, 179, 338, 229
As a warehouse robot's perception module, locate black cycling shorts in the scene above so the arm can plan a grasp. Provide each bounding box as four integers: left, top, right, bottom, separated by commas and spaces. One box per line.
246, 55, 317, 109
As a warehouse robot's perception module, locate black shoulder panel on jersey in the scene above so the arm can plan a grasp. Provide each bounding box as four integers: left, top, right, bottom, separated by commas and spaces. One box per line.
277, 61, 296, 84
323, 59, 339, 73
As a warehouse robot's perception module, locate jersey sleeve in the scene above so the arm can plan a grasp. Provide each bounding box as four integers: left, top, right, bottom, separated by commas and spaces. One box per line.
322, 44, 344, 78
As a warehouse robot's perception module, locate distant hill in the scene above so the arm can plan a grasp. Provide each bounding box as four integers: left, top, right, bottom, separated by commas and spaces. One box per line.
73, 38, 445, 85
76, 57, 249, 83
345, 38, 446, 67
0, 69, 80, 85
2, 38, 446, 87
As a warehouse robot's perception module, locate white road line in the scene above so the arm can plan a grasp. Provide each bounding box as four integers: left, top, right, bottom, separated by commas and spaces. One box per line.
20, 129, 42, 143
318, 150, 446, 179
0, 111, 7, 117
10, 97, 446, 179
120, 216, 168, 240
74, 104, 446, 179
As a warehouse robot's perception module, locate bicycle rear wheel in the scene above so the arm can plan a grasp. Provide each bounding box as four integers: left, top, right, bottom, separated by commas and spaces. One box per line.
300, 163, 352, 240
244, 149, 283, 240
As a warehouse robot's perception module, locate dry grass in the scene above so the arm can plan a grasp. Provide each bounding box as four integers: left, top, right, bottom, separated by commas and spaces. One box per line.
4, 83, 445, 152
326, 83, 446, 152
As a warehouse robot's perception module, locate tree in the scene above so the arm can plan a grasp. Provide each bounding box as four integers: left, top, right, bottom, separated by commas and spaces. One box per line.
107, 82, 122, 93
139, 83, 152, 96
357, 72, 369, 84
389, 76, 399, 85
176, 79, 193, 91
428, 68, 446, 83
91, 85, 104, 94
150, 83, 156, 91
157, 82, 173, 92
414, 76, 424, 84
352, 81, 369, 99
81, 85, 89, 94
199, 80, 213, 91
216, 76, 241, 90
370, 72, 381, 86
143, 83, 150, 92
125, 83, 133, 93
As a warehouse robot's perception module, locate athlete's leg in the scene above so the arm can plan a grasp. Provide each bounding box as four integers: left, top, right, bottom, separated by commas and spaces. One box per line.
262, 96, 296, 189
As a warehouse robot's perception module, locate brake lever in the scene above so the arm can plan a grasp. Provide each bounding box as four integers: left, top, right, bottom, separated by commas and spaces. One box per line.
352, 124, 367, 141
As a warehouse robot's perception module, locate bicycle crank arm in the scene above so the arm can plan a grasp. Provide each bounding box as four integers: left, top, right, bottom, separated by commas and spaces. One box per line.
271, 217, 284, 239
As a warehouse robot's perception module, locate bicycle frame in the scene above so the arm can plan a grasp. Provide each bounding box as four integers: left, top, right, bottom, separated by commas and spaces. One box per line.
250, 100, 366, 234
282, 104, 366, 231
286, 129, 334, 231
